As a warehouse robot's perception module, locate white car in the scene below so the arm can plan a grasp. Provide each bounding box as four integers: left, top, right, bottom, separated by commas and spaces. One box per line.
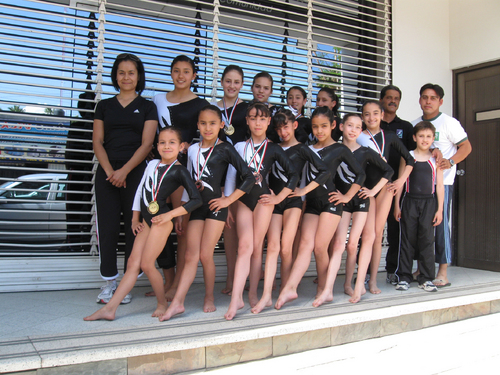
0, 173, 67, 247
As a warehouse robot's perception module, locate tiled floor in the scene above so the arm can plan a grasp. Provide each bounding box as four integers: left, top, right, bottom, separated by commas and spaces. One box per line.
0, 266, 499, 341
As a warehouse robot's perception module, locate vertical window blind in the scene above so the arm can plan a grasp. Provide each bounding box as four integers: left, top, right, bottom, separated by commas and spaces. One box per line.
0, 0, 391, 289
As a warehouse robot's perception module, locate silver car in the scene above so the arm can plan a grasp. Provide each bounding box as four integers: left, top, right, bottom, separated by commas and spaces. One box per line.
0, 173, 67, 248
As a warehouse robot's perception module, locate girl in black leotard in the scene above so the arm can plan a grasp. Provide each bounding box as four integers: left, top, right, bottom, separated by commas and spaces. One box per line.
251, 109, 330, 314
314, 113, 393, 307
84, 128, 202, 322
153, 55, 210, 301
356, 100, 414, 294
275, 107, 365, 310
224, 103, 299, 320
216, 64, 249, 295
160, 105, 254, 321
286, 86, 311, 143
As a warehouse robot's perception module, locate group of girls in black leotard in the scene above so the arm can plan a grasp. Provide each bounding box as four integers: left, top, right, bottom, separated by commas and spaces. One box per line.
86, 53, 414, 322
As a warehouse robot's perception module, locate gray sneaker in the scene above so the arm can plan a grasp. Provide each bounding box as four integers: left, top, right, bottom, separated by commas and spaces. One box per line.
386, 273, 398, 285
121, 293, 132, 304
395, 281, 410, 291
96, 280, 117, 304
418, 281, 438, 292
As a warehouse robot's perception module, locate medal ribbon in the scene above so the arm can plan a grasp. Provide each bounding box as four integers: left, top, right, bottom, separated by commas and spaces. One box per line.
196, 139, 218, 180
152, 160, 177, 202
222, 97, 238, 129
244, 138, 268, 173
367, 129, 385, 158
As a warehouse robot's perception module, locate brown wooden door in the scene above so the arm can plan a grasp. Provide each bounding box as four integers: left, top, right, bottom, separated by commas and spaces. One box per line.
455, 60, 500, 272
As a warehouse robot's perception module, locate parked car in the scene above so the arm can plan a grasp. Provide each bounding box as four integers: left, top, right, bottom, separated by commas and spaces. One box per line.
0, 173, 67, 247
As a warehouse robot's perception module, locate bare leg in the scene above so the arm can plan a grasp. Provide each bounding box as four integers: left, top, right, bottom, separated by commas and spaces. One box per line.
160, 220, 204, 321
225, 203, 254, 320
252, 214, 282, 314
345, 211, 370, 303
164, 214, 188, 301
369, 188, 392, 294
248, 203, 274, 308
434, 263, 449, 285
276, 213, 339, 309
145, 268, 174, 297
279, 208, 301, 289
314, 213, 342, 295
199, 219, 226, 313
275, 214, 317, 309
313, 212, 352, 307
140, 221, 174, 318
222, 202, 238, 295
84, 224, 151, 321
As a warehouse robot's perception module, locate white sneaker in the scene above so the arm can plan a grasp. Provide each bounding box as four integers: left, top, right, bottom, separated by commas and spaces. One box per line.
121, 293, 132, 304
96, 280, 117, 304
418, 281, 438, 292
395, 281, 410, 291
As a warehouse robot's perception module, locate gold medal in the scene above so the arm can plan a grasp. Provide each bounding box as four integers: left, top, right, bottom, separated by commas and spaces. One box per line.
148, 200, 159, 215
224, 124, 235, 136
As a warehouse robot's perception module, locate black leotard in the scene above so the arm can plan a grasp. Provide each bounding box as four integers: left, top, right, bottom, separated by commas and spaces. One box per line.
218, 101, 250, 145
269, 143, 330, 214
225, 139, 299, 211
303, 143, 365, 215
336, 146, 393, 213
160, 97, 209, 144
306, 143, 365, 199
182, 141, 255, 220
406, 152, 436, 196
133, 160, 202, 226
336, 146, 394, 192
357, 129, 414, 183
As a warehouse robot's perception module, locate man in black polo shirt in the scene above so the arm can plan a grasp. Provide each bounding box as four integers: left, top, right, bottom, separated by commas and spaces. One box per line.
379, 85, 416, 284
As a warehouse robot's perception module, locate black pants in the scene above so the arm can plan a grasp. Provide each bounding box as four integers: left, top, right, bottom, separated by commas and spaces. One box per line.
396, 194, 436, 285
385, 198, 401, 274
95, 161, 146, 279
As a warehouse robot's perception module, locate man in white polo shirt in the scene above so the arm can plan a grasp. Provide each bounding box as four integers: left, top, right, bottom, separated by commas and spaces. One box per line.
412, 83, 472, 287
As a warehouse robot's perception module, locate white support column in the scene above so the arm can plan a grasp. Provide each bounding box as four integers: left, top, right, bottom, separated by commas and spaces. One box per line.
383, 0, 391, 85
90, 0, 106, 256
306, 0, 314, 117
210, 0, 220, 103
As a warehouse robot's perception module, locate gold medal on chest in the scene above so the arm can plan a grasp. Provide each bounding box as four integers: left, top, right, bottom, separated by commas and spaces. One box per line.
148, 200, 159, 215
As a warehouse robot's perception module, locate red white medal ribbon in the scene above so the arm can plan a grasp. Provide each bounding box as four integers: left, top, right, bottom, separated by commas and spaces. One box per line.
367, 129, 385, 159
152, 160, 177, 201
222, 97, 238, 127
244, 138, 268, 173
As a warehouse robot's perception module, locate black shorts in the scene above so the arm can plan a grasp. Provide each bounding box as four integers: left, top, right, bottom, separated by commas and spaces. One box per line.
343, 196, 370, 213
156, 234, 176, 270
189, 203, 228, 222
273, 196, 303, 215
304, 196, 342, 217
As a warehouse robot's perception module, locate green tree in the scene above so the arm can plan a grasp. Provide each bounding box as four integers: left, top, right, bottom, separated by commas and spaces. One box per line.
313, 49, 341, 91
8, 105, 25, 112
44, 107, 54, 115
